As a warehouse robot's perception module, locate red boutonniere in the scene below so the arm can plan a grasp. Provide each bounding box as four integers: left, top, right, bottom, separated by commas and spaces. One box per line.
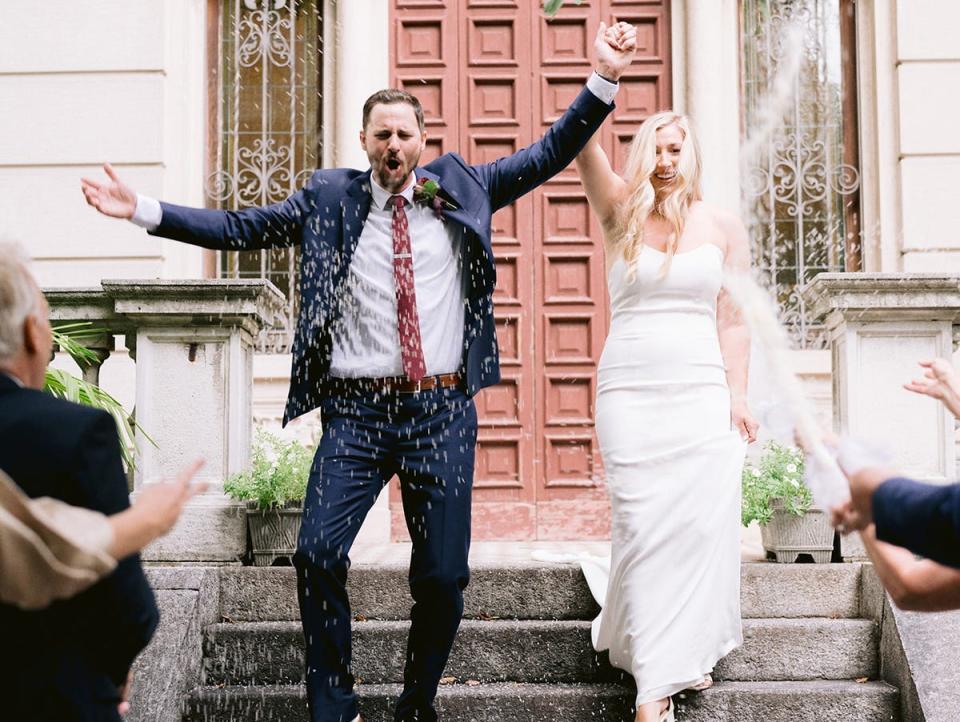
413, 179, 456, 219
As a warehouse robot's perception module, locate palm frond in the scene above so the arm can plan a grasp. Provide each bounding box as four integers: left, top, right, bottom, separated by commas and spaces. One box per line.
45, 322, 155, 469
51, 326, 100, 366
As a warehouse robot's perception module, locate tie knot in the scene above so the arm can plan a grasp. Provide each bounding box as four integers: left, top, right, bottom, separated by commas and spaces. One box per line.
390, 195, 405, 210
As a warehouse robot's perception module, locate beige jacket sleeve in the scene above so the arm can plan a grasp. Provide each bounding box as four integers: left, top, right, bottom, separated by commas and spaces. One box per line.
0, 470, 117, 610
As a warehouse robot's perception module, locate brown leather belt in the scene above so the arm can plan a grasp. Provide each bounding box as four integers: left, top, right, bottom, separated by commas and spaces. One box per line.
328, 372, 463, 395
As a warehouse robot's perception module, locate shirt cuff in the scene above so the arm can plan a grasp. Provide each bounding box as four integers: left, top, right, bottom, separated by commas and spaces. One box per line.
130, 194, 162, 231
586, 71, 619, 106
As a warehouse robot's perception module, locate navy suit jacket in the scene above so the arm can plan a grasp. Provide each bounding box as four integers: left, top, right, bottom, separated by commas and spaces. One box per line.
874, 476, 960, 568
0, 373, 159, 722
150, 85, 614, 425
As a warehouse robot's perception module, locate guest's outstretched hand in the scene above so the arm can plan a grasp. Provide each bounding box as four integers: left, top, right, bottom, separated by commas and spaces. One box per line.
107, 458, 207, 560
81, 163, 138, 219
829, 466, 891, 533
595, 21, 637, 82
134, 458, 207, 538
831, 439, 897, 534
905, 358, 960, 418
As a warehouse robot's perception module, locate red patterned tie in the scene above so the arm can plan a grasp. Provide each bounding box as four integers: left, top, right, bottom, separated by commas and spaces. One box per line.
390, 195, 427, 381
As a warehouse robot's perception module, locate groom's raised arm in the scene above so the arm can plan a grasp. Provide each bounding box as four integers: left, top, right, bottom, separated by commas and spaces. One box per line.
472, 22, 637, 212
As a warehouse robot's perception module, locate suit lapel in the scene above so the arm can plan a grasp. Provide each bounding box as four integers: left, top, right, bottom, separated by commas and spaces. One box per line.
341, 172, 373, 268
414, 167, 495, 296
414, 167, 484, 241
338, 167, 492, 294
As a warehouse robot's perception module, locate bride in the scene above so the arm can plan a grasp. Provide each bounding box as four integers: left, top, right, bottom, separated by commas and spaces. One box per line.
576, 41, 758, 722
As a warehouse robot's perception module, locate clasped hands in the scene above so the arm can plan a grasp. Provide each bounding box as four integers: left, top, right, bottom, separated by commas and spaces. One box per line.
595, 21, 638, 81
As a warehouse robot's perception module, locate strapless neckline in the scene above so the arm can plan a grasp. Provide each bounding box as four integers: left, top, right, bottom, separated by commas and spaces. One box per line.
638, 243, 723, 258
608, 243, 723, 279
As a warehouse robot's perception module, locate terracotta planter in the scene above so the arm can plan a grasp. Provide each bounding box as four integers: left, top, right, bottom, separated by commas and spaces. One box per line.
247, 503, 303, 566
760, 501, 835, 563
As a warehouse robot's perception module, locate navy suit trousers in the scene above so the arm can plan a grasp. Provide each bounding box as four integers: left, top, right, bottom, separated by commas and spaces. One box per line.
294, 386, 477, 722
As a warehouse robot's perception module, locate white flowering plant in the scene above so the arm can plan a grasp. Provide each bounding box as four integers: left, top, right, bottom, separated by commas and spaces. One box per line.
224, 429, 314, 511
741, 441, 812, 526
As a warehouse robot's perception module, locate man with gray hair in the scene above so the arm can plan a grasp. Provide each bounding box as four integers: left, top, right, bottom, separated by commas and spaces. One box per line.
0, 241, 160, 721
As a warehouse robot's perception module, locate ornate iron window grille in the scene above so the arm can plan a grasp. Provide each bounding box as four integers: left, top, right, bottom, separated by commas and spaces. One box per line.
206, 0, 322, 353
741, 0, 861, 349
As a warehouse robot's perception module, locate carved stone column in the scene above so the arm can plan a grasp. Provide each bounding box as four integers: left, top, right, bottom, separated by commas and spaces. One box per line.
333, 0, 389, 170
680, 0, 742, 213
46, 288, 129, 392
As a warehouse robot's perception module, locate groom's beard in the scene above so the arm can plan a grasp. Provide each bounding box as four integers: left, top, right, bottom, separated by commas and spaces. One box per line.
375, 151, 422, 193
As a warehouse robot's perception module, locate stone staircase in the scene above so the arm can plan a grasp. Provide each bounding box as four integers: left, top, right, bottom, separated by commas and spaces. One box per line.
183, 562, 899, 721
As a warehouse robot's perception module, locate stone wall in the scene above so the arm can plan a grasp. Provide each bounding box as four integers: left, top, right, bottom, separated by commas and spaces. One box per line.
0, 0, 207, 285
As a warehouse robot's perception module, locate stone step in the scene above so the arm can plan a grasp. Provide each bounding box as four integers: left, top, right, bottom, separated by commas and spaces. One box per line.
184, 680, 898, 722
219, 562, 863, 622
203, 618, 877, 686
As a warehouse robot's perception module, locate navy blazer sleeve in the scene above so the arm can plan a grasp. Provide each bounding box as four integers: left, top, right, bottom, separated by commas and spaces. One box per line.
471, 84, 614, 212
67, 412, 159, 685
149, 185, 315, 251
873, 476, 960, 568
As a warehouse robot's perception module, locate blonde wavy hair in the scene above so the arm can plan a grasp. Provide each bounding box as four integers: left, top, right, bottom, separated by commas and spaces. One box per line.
615, 111, 703, 278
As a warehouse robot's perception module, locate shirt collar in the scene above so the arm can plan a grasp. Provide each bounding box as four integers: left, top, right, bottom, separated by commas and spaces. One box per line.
369, 171, 417, 211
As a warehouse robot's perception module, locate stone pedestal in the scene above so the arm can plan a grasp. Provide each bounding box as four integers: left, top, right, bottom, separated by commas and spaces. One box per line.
103, 280, 283, 562
47, 280, 284, 562
804, 273, 960, 560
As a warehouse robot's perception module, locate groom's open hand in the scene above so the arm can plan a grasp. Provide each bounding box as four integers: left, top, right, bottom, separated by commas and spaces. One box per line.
81, 163, 137, 219
595, 21, 637, 82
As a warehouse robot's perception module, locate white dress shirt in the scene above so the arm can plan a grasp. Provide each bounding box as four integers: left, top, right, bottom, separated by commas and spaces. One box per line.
129, 73, 619, 378
328, 172, 466, 378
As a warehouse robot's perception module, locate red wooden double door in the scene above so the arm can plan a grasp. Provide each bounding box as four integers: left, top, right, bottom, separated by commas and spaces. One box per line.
389, 0, 672, 540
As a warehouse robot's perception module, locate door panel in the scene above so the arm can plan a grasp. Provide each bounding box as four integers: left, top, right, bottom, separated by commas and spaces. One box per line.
390, 0, 671, 540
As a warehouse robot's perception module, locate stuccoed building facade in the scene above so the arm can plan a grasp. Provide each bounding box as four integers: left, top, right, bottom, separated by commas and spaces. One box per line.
3, 0, 959, 543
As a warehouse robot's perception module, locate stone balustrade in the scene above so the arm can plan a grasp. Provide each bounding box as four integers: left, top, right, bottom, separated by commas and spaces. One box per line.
803, 273, 960, 482
45, 279, 286, 563
803, 272, 960, 561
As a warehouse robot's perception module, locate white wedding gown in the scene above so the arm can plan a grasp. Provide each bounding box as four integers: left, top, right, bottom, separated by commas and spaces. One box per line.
589, 243, 746, 707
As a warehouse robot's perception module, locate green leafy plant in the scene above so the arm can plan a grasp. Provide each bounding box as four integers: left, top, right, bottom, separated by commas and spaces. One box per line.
741, 441, 812, 527
543, 0, 585, 18
44, 323, 153, 470
224, 429, 314, 511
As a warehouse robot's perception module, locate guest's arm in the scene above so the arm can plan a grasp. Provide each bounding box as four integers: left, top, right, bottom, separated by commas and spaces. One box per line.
861, 525, 960, 611
872, 476, 960, 569
106, 459, 206, 560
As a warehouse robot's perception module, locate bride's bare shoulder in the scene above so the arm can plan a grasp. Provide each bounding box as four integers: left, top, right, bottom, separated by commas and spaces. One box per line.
684, 202, 749, 261
692, 202, 746, 235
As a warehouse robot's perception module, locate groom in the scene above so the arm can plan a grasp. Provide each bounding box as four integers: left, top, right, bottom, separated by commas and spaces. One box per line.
82, 22, 636, 722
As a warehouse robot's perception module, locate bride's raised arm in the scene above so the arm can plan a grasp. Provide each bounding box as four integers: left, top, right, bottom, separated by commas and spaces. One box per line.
575, 133, 628, 233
